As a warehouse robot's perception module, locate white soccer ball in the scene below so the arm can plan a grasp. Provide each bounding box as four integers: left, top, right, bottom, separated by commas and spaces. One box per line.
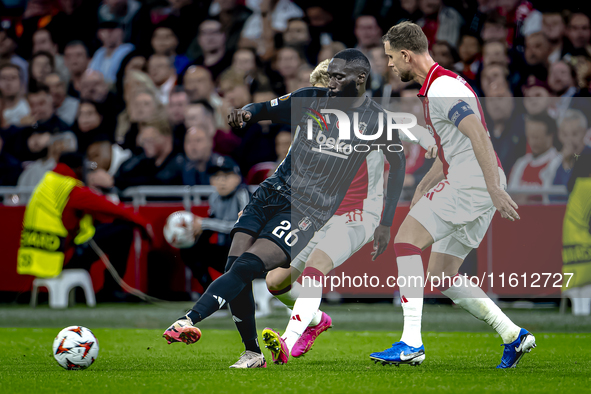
163, 210, 195, 249
52, 326, 99, 370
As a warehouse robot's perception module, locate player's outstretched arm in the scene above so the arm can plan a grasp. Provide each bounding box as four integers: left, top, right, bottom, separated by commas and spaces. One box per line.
457, 114, 520, 221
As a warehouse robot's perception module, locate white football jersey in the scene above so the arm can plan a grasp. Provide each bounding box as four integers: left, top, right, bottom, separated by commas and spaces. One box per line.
419, 63, 503, 188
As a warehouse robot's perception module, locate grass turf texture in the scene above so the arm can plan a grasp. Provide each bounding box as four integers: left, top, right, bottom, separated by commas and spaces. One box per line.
1, 328, 590, 393
1, 304, 590, 393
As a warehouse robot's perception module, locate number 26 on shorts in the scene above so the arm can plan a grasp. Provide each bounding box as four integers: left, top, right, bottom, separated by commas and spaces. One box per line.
272, 220, 299, 247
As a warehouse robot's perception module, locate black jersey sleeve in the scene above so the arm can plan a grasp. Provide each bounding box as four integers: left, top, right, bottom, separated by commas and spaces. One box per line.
241, 87, 329, 126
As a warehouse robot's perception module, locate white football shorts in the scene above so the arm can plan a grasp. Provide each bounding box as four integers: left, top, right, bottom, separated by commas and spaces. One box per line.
409, 168, 507, 260
291, 209, 379, 273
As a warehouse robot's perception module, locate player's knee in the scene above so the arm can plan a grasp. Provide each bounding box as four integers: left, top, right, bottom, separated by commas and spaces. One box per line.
230, 253, 266, 282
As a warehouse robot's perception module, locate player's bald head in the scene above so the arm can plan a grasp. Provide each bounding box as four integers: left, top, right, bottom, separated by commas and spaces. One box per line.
332, 49, 371, 76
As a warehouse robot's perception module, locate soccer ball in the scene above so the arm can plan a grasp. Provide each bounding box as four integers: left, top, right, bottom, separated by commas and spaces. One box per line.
163, 210, 195, 249
52, 326, 99, 370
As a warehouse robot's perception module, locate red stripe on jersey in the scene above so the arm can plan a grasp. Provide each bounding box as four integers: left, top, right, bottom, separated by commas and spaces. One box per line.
418, 63, 503, 177
334, 161, 368, 215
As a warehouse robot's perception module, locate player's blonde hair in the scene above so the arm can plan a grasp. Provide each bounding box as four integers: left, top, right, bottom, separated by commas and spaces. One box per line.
310, 59, 330, 87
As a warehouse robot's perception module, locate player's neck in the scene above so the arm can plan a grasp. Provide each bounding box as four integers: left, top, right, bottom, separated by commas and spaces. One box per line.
413, 55, 436, 86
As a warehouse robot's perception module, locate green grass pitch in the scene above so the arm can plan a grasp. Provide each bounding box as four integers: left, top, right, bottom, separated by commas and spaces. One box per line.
1, 328, 590, 393
1, 303, 590, 393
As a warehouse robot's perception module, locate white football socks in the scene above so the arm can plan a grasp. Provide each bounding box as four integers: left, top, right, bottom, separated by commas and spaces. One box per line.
396, 252, 425, 348
282, 268, 324, 351
440, 275, 520, 344
273, 282, 323, 326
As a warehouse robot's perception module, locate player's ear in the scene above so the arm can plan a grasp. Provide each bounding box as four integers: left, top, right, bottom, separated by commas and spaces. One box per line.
357, 72, 367, 84
401, 50, 411, 63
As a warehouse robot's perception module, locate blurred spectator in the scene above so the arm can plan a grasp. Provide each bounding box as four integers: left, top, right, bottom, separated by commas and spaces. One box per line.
547, 109, 591, 201
79, 70, 124, 126
283, 17, 312, 47
482, 40, 509, 67
115, 70, 161, 148
45, 73, 79, 126
509, 112, 559, 202
88, 21, 134, 83
354, 15, 383, 55
431, 41, 459, 70
0, 22, 28, 88
147, 54, 177, 105
240, 0, 304, 55
274, 46, 306, 93
565, 13, 591, 53
368, 45, 390, 96
185, 100, 240, 157
114, 50, 147, 98
0, 132, 22, 186
455, 33, 482, 84
97, 0, 142, 43
496, 0, 542, 47
295, 65, 313, 90
481, 12, 509, 44
86, 134, 132, 192
117, 89, 163, 152
230, 48, 271, 93
28, 51, 54, 91
73, 100, 109, 153
180, 155, 251, 290
416, 0, 464, 49
115, 118, 184, 190
480, 63, 510, 97
17, 131, 77, 188
182, 66, 225, 130
167, 87, 189, 128
182, 126, 221, 186
485, 88, 526, 175
523, 77, 553, 116
317, 41, 346, 63
0, 63, 30, 127
541, 8, 566, 64
219, 70, 253, 111
523, 32, 551, 80
548, 60, 577, 102
208, 0, 252, 53
151, 25, 190, 75
25, 84, 69, 132
191, 19, 233, 81
31, 29, 69, 83
63, 41, 91, 98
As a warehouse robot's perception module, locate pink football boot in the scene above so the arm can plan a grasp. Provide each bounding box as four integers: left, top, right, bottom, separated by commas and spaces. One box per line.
291, 312, 332, 357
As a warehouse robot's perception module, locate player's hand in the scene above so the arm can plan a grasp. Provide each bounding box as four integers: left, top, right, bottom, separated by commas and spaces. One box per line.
371, 224, 391, 261
425, 145, 437, 159
490, 187, 520, 221
228, 109, 252, 128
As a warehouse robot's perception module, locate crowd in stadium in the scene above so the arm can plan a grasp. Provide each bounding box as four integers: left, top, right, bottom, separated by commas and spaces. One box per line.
1, 0, 591, 200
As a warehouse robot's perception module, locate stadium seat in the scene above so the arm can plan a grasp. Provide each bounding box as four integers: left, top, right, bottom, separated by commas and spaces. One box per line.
30, 269, 96, 309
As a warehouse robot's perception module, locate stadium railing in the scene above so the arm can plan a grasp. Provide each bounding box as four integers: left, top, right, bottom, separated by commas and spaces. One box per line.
0, 185, 568, 206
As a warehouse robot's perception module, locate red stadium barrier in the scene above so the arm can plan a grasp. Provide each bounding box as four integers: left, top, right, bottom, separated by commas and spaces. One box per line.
0, 204, 565, 298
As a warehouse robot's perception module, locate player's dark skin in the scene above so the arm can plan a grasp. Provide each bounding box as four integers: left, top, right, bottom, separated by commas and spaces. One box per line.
228, 58, 391, 261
